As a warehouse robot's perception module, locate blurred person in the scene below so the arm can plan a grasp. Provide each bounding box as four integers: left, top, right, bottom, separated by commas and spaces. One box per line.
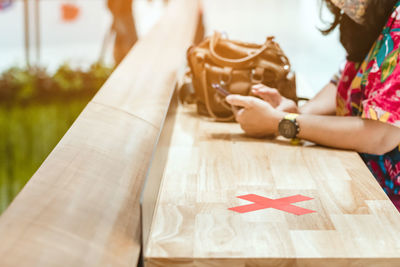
107, 0, 136, 65
107, 0, 203, 65
226, 0, 400, 210
107, 0, 175, 65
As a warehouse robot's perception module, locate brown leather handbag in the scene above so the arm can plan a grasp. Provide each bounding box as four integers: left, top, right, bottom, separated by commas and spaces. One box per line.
186, 32, 297, 121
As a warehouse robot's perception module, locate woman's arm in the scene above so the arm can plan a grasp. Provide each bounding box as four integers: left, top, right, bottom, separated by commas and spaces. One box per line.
251, 82, 338, 115
226, 95, 400, 155
299, 82, 337, 115
296, 114, 400, 155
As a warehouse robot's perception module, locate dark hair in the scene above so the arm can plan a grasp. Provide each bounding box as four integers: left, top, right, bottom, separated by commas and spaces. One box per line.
321, 0, 397, 62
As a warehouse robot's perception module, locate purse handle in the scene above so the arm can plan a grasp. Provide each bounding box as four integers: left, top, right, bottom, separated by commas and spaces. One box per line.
209, 31, 273, 68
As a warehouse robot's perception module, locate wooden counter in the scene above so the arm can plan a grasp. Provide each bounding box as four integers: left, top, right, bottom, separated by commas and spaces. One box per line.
143, 104, 400, 267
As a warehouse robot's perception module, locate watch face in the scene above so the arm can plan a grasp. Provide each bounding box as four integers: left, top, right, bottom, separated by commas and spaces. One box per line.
279, 120, 296, 139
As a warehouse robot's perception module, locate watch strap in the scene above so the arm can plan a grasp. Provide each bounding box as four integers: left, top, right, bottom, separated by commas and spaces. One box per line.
284, 113, 299, 121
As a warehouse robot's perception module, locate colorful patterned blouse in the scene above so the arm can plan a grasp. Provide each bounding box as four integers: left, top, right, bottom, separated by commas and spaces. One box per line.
336, 1, 400, 211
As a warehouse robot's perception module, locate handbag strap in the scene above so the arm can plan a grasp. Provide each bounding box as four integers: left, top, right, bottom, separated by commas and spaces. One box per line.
209, 31, 273, 68
200, 69, 235, 122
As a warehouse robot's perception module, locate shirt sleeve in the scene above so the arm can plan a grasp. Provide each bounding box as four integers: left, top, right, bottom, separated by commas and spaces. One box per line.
361, 65, 400, 128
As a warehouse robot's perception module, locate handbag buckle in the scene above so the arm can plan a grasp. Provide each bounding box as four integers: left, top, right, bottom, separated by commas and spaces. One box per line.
251, 67, 264, 83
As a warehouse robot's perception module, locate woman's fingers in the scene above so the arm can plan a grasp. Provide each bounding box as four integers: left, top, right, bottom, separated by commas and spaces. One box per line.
226, 95, 255, 109
251, 84, 281, 107
251, 84, 278, 95
251, 83, 264, 91
253, 88, 273, 103
226, 95, 260, 123
235, 107, 245, 123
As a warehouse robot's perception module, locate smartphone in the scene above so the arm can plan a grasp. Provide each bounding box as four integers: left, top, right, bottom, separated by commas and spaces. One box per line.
211, 83, 239, 113
212, 83, 230, 97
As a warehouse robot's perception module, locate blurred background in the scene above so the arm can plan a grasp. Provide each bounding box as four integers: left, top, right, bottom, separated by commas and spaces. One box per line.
0, 0, 345, 214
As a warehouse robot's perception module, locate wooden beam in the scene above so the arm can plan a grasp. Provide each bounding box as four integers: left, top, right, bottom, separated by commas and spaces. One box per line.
0, 1, 200, 266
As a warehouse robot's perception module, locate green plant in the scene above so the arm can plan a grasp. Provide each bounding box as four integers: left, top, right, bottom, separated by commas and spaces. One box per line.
0, 62, 113, 104
0, 62, 113, 214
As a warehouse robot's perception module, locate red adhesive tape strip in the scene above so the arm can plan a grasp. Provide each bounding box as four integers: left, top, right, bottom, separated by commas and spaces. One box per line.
229, 194, 315, 215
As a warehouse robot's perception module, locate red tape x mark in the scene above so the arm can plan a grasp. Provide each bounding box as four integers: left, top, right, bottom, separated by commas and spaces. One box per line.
229, 194, 315, 216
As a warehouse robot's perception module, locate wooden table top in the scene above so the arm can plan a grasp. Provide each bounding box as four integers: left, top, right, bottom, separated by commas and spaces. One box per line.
144, 104, 400, 267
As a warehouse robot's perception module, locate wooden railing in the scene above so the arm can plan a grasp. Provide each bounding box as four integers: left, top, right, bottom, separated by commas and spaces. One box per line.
0, 1, 200, 266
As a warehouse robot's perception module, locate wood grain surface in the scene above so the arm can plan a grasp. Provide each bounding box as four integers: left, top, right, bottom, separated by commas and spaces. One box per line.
0, 1, 200, 266
144, 104, 400, 267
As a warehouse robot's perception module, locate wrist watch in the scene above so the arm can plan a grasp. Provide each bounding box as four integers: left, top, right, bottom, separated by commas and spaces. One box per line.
278, 113, 300, 141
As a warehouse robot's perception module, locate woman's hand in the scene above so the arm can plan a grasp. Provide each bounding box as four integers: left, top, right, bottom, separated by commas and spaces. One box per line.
251, 84, 299, 113
226, 94, 285, 138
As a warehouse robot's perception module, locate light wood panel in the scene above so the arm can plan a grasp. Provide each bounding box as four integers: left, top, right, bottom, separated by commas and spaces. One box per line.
0, 1, 200, 266
144, 104, 400, 266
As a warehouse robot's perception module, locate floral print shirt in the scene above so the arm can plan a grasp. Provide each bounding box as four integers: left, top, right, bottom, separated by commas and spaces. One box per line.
336, 1, 400, 210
